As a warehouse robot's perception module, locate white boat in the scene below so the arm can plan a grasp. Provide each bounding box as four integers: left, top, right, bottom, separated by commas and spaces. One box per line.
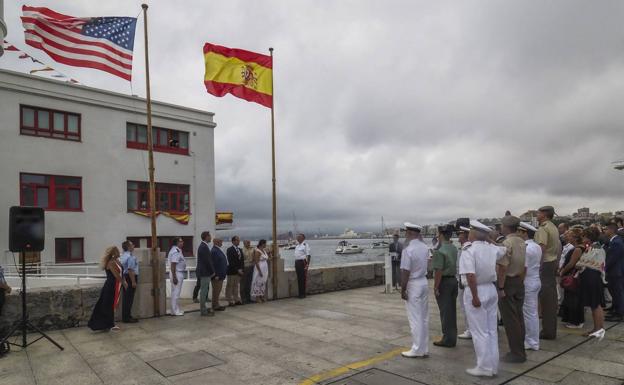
335, 241, 364, 254
370, 241, 390, 249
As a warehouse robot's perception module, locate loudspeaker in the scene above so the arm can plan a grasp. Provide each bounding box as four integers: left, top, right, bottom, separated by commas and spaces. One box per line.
9, 206, 45, 252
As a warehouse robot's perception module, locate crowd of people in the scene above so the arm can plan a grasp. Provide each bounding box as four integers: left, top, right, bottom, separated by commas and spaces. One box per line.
398, 205, 624, 378
87, 232, 312, 331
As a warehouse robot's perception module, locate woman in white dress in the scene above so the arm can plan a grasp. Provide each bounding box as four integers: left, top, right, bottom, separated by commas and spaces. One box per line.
251, 239, 269, 302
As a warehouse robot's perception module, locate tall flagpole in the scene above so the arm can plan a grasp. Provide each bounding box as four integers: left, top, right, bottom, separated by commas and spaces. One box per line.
142, 4, 160, 316
270, 47, 278, 300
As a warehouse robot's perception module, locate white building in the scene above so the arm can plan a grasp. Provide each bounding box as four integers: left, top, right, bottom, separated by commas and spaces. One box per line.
0, 0, 6, 57
0, 69, 216, 265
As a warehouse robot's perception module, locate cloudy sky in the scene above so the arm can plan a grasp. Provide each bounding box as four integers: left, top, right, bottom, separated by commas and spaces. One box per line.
3, 1, 624, 236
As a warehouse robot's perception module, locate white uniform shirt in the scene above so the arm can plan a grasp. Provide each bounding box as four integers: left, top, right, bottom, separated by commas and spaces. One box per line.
459, 241, 506, 286
400, 239, 429, 280
294, 242, 310, 260
456, 241, 472, 280
559, 243, 574, 269
168, 246, 186, 272
525, 240, 542, 280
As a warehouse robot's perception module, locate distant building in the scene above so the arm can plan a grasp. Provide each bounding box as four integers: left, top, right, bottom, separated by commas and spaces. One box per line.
0, 70, 217, 265
0, 0, 6, 57
339, 228, 358, 238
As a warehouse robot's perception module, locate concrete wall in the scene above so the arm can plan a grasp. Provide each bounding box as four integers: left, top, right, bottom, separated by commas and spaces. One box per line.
0, 261, 384, 334
277, 261, 384, 298
0, 249, 166, 335
0, 70, 216, 265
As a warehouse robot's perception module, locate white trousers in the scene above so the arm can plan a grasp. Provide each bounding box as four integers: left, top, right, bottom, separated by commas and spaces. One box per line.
524, 277, 541, 350
464, 283, 499, 374
171, 271, 185, 314
458, 287, 470, 332
405, 277, 429, 355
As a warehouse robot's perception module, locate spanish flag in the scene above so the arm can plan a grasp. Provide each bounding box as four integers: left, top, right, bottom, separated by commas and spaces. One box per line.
203, 43, 272, 108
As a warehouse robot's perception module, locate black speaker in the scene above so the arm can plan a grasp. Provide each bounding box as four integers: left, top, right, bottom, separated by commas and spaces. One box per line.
9, 206, 45, 252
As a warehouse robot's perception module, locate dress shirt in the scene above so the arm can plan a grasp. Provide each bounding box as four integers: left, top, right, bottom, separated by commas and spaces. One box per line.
120, 251, 139, 276
400, 239, 429, 280
168, 246, 186, 272
525, 240, 542, 280
294, 242, 310, 260
459, 241, 506, 286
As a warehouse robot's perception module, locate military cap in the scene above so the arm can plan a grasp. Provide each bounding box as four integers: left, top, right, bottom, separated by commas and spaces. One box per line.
501, 215, 521, 227
470, 219, 491, 233
519, 222, 538, 232
403, 222, 422, 232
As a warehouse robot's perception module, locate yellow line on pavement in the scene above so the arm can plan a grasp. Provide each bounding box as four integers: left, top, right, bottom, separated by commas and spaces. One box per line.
299, 347, 407, 385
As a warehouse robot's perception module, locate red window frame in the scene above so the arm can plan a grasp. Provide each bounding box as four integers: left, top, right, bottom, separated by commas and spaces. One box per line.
55, 238, 85, 263
127, 236, 193, 257
20, 105, 81, 141
126, 123, 189, 155
127, 181, 190, 214
20, 173, 83, 211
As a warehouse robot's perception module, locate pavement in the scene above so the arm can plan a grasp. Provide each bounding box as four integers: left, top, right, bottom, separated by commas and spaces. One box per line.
1, 283, 624, 385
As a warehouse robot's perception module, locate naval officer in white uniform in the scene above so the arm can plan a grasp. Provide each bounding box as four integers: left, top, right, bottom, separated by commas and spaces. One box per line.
519, 221, 542, 351
459, 220, 506, 377
400, 222, 430, 358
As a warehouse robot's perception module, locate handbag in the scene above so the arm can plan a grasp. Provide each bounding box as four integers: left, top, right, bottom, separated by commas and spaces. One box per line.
561, 274, 579, 291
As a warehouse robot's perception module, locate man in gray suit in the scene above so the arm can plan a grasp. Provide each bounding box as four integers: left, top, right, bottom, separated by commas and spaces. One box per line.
389, 234, 403, 290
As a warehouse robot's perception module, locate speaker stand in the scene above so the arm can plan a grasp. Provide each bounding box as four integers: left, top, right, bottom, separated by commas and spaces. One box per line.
0, 252, 64, 351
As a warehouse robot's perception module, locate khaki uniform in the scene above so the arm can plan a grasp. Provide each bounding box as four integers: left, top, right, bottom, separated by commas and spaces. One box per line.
498, 234, 527, 360
536, 220, 562, 339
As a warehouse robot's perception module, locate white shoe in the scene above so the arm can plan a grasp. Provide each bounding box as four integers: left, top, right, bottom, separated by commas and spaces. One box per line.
524, 343, 539, 351
401, 350, 427, 358
466, 367, 493, 377
458, 331, 472, 339
565, 323, 584, 329
174, 311, 185, 316
589, 328, 605, 341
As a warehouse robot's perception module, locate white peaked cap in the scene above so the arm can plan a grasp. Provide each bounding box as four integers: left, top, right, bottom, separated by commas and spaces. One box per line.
519, 222, 538, 232
470, 219, 491, 233
403, 222, 423, 232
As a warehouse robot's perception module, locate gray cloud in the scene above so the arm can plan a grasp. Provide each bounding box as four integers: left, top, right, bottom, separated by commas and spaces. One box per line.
4, 1, 624, 236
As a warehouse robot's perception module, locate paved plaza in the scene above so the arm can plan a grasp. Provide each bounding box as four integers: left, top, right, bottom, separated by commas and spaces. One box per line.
1, 283, 623, 385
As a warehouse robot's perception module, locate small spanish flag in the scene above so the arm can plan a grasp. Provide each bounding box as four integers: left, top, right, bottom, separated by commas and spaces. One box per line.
203, 43, 272, 108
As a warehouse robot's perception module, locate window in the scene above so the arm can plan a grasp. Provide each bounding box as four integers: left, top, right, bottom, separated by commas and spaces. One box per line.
126, 123, 189, 155
127, 236, 193, 257
20, 105, 81, 141
20, 173, 82, 211
55, 238, 84, 263
127, 181, 190, 213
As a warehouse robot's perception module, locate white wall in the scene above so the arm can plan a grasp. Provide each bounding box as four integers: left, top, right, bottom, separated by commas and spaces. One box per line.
0, 70, 216, 264
0, 0, 6, 57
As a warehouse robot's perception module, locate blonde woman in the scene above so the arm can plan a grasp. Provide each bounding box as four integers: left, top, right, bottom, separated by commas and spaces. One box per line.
88, 246, 127, 331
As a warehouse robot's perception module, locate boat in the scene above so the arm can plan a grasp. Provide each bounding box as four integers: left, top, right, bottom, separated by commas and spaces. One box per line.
370, 240, 390, 249
335, 240, 364, 254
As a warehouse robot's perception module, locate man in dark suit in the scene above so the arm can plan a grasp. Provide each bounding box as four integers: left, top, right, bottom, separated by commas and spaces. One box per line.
211, 238, 228, 312
197, 231, 215, 316
225, 236, 244, 306
389, 234, 403, 290
605, 222, 624, 322
193, 232, 211, 302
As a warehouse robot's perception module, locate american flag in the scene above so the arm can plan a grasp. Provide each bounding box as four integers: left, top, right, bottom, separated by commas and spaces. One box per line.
21, 6, 137, 81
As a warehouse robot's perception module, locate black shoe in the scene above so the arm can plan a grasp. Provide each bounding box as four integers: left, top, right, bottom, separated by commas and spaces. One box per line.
433, 341, 455, 348
122, 319, 138, 323
214, 306, 226, 311
235, 301, 243, 306
298, 295, 306, 299
605, 315, 623, 322
501, 353, 526, 363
